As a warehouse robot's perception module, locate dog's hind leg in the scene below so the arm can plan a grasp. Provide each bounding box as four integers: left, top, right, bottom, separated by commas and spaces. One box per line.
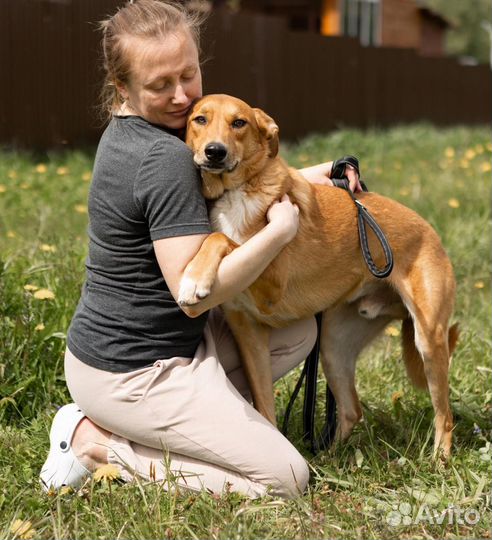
320, 302, 393, 441
394, 260, 457, 459
401, 315, 455, 459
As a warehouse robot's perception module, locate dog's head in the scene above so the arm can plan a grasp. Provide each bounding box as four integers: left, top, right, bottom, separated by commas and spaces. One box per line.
185, 94, 279, 199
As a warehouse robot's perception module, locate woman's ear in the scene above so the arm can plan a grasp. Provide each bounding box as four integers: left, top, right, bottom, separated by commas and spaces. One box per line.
114, 78, 129, 101
253, 108, 279, 158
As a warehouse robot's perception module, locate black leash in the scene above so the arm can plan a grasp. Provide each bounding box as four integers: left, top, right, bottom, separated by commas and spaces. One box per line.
282, 156, 393, 454
331, 155, 393, 279
282, 313, 337, 453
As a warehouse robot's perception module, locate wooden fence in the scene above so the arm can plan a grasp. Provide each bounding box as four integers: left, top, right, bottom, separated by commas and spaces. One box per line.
1, 0, 490, 148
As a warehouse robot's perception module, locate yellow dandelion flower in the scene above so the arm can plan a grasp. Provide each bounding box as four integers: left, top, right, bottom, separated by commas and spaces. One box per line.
40, 244, 56, 253
74, 204, 88, 214
23, 284, 39, 291
475, 144, 484, 154
481, 162, 491, 173
93, 463, 121, 483
33, 288, 55, 300
56, 166, 69, 176
465, 149, 476, 160
0, 185, 6, 193
448, 198, 460, 209
35, 164, 47, 174
10, 519, 36, 540
474, 281, 485, 289
8, 169, 18, 179
394, 162, 402, 170
34, 323, 45, 331
486, 142, 492, 152
20, 183, 30, 189
444, 147, 455, 158
82, 171, 92, 182
46, 487, 57, 498
385, 326, 400, 337
59, 485, 73, 496
459, 159, 469, 169
399, 187, 410, 196
391, 390, 404, 404
7, 231, 16, 238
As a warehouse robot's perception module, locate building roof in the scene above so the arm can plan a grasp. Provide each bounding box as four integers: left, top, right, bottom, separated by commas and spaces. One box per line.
415, 2, 454, 29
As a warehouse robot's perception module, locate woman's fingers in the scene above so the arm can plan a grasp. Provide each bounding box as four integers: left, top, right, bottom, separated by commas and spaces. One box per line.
345, 165, 363, 193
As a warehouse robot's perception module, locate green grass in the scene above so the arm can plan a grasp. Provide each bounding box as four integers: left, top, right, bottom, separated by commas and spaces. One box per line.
0, 124, 491, 539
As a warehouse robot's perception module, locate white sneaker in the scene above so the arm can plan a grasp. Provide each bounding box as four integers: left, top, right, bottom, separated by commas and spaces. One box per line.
40, 403, 91, 491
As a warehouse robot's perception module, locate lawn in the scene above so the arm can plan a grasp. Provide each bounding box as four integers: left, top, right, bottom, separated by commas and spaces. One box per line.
0, 124, 490, 539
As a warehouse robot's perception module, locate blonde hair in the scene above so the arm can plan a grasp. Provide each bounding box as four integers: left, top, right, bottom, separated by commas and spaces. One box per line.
98, 0, 205, 121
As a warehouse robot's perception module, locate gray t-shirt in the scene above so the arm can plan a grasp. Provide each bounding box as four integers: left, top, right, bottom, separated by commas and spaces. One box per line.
67, 115, 211, 372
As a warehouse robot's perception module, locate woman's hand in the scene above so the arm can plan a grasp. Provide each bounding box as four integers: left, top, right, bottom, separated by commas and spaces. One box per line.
299, 161, 363, 193
342, 164, 363, 193
267, 194, 300, 243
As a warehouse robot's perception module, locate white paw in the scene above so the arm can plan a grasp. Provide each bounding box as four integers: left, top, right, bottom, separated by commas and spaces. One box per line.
178, 276, 211, 306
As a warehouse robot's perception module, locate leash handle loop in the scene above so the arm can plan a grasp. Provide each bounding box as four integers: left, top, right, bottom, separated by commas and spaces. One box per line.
331, 170, 394, 279
354, 198, 394, 278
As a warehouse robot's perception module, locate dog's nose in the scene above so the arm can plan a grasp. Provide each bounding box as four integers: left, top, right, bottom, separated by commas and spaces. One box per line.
204, 143, 227, 163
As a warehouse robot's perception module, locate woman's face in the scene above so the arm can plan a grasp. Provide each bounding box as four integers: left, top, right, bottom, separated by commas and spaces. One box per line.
118, 29, 202, 129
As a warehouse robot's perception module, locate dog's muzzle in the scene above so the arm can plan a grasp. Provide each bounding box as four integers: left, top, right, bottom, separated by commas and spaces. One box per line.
197, 142, 238, 173
204, 142, 228, 164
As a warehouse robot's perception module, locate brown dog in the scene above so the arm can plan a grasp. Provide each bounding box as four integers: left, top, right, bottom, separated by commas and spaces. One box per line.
179, 94, 458, 458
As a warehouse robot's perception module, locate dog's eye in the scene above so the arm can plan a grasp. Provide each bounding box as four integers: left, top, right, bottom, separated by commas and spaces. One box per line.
231, 119, 247, 129
193, 115, 207, 125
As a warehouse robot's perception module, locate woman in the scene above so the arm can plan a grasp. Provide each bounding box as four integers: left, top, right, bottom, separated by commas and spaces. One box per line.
40, 0, 360, 499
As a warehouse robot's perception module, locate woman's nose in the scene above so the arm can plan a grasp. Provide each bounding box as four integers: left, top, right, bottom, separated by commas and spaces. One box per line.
172, 84, 188, 104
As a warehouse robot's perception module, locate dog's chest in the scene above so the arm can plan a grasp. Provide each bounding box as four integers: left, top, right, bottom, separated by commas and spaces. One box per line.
210, 188, 265, 244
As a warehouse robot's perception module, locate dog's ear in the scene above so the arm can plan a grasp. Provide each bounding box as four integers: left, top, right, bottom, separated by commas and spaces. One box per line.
253, 108, 279, 158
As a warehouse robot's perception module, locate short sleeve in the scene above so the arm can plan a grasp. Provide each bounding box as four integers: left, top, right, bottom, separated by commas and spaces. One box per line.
135, 138, 211, 240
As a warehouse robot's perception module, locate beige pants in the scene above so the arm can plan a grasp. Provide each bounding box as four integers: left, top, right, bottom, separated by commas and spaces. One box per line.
65, 308, 317, 498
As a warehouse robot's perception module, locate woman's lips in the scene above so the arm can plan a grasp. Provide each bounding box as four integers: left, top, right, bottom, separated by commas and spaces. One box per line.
168, 107, 190, 116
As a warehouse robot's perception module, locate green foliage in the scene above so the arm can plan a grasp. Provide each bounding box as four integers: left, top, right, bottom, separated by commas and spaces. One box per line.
422, 0, 491, 63
0, 125, 491, 538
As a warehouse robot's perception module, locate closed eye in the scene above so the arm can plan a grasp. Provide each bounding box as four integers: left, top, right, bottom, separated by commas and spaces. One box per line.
231, 119, 247, 129
149, 80, 171, 92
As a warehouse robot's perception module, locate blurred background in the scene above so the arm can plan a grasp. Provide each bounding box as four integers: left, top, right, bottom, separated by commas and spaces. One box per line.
1, 0, 490, 148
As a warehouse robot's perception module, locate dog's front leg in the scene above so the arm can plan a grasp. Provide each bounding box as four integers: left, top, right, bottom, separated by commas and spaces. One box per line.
224, 308, 277, 426
178, 232, 238, 306
320, 304, 394, 442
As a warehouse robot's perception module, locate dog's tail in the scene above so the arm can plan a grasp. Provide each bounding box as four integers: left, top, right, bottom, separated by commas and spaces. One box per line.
401, 318, 460, 390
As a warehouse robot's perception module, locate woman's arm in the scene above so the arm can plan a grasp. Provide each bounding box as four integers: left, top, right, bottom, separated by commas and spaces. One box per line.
299, 161, 334, 186
299, 160, 362, 192
153, 195, 299, 318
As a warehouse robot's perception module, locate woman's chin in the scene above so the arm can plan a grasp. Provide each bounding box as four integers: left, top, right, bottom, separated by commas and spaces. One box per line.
160, 114, 187, 131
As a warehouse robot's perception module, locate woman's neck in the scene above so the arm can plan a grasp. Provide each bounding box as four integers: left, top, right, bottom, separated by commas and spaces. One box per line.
115, 101, 136, 117
114, 103, 186, 140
